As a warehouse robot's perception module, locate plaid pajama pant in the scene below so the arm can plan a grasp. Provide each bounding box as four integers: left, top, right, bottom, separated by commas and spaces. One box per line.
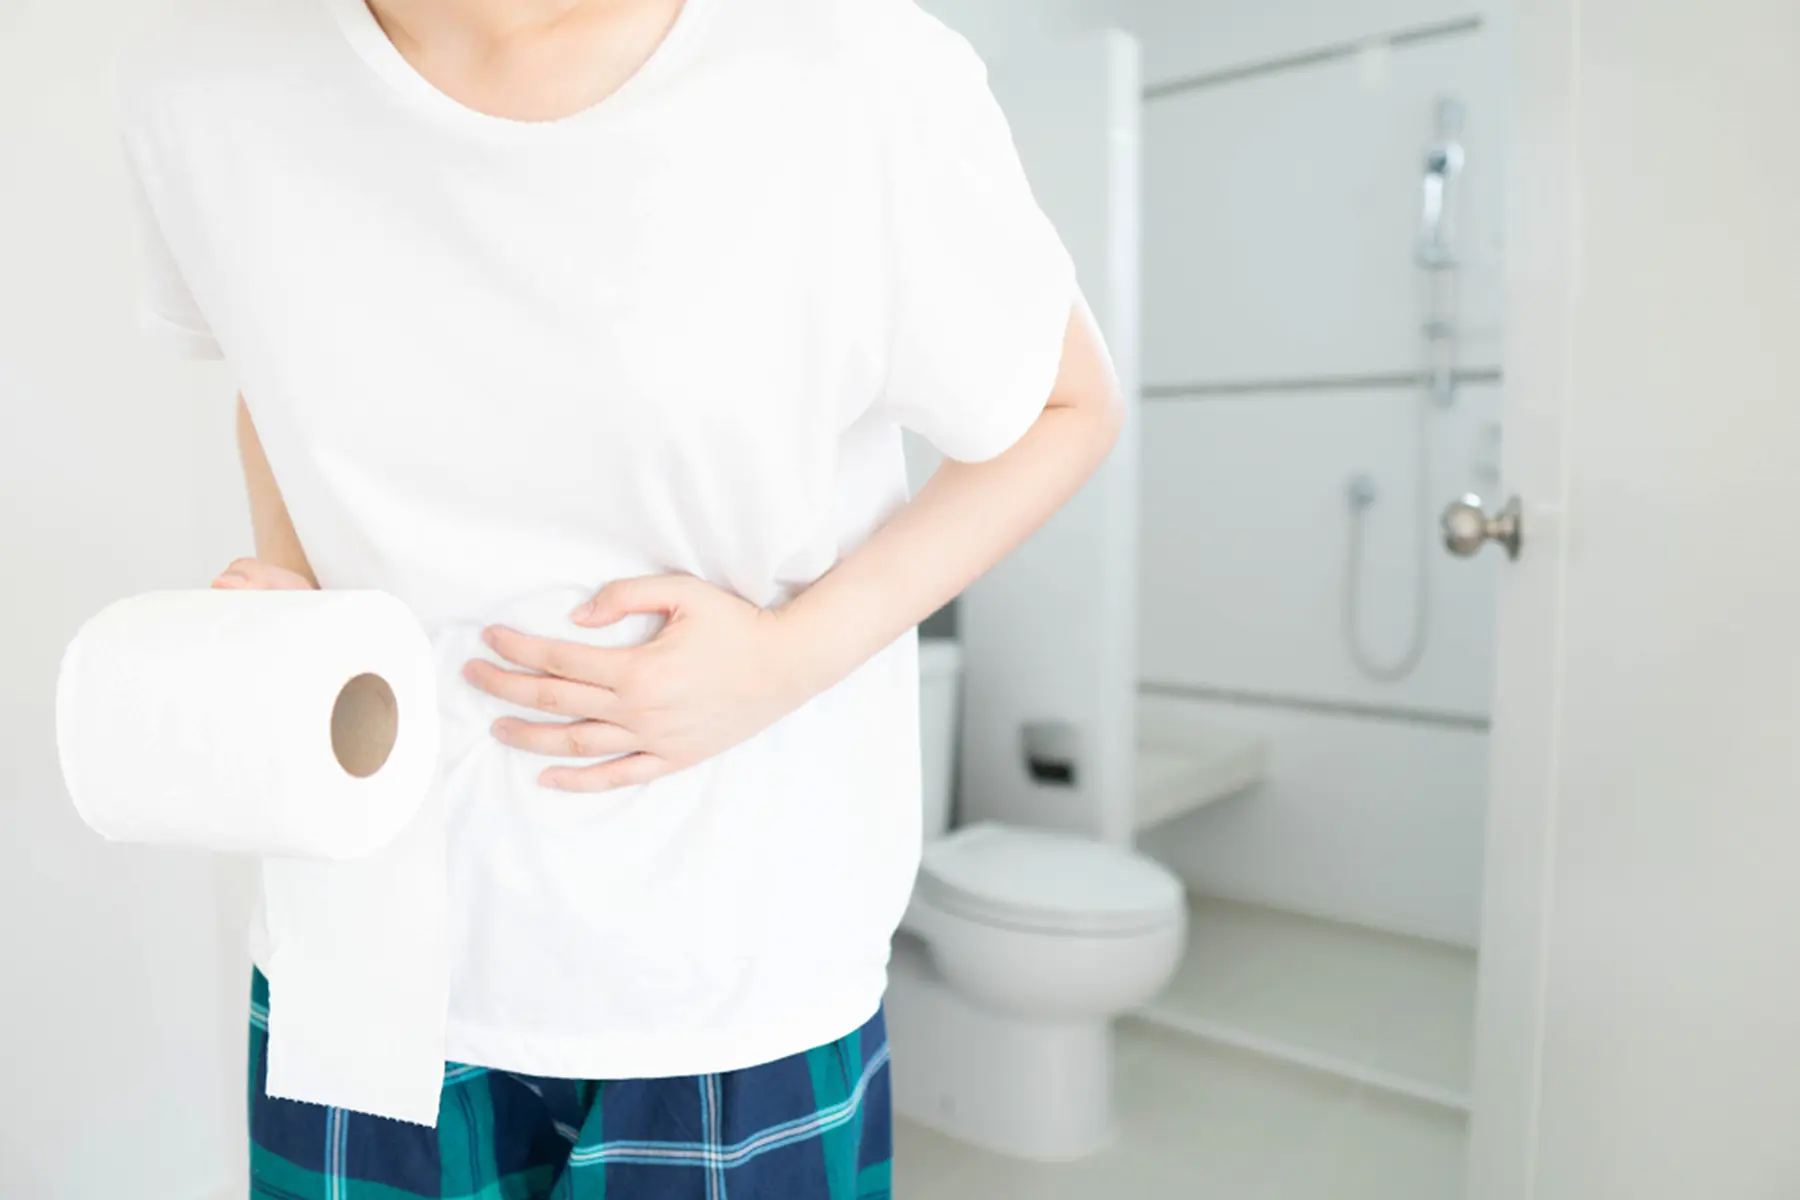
247, 971, 893, 1199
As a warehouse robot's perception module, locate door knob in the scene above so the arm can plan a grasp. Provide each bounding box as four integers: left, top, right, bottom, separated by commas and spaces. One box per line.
1442, 494, 1522, 560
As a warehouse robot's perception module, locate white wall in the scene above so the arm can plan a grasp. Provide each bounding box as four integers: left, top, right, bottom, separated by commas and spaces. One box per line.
0, 4, 252, 1196
959, 32, 1144, 847
919, 0, 1119, 60
1141, 385, 1502, 717
1123, 0, 1498, 88
1139, 694, 1489, 944
1122, 0, 1507, 945
1140, 27, 1506, 387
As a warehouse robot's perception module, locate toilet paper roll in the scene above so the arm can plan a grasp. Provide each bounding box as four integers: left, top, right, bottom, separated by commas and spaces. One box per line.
57, 589, 440, 857
55, 589, 449, 1125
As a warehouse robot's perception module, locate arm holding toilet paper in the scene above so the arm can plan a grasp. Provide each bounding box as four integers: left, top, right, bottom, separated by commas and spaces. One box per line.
215, 396, 318, 592
464, 306, 1123, 794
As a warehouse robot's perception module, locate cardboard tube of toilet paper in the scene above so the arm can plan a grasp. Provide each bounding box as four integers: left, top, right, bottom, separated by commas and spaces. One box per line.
55, 589, 449, 1125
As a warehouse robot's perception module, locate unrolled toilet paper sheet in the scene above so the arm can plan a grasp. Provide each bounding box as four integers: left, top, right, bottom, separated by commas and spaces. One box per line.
261, 801, 448, 1124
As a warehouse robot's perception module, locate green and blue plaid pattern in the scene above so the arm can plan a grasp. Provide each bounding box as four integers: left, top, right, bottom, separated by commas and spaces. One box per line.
247, 971, 892, 1199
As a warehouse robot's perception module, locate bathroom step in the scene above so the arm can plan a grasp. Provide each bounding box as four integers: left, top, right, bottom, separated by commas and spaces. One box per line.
1133, 896, 1478, 1114
1135, 718, 1268, 831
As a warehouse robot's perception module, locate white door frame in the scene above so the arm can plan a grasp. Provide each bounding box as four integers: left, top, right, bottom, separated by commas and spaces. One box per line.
1463, 0, 1574, 1192
1469, 0, 1800, 1194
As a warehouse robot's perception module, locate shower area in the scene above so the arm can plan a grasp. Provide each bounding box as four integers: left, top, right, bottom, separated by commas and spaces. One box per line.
914, 0, 1504, 1129
1128, 1, 1506, 1119
860, 0, 1512, 1192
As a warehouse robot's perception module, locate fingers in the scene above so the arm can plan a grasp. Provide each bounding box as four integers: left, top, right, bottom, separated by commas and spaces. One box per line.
540, 753, 668, 792
462, 658, 623, 722
481, 626, 634, 688
211, 558, 314, 590
491, 717, 637, 759
570, 573, 698, 627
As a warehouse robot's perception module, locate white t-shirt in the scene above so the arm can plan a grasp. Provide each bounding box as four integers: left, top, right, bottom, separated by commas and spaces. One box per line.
119, 0, 1079, 1078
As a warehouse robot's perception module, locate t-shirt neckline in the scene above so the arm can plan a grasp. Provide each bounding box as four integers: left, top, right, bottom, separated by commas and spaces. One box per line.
321, 0, 714, 137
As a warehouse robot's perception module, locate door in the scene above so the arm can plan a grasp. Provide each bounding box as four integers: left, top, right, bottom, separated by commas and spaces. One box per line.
1469, 1, 1800, 1196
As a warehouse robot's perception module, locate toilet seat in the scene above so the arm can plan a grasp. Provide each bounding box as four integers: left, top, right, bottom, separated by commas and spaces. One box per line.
917, 823, 1183, 938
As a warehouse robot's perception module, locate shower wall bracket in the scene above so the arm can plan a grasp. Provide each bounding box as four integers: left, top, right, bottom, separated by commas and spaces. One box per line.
1419, 95, 1467, 409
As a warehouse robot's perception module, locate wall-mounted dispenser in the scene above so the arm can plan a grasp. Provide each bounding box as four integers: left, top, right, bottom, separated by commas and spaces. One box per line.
1022, 720, 1083, 787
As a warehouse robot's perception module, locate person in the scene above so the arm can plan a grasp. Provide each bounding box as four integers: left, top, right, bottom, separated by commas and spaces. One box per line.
119, 0, 1122, 1194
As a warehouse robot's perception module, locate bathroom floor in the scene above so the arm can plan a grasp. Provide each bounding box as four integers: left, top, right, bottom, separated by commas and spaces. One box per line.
894, 1021, 1468, 1199
892, 897, 1476, 1198
1141, 897, 1479, 1110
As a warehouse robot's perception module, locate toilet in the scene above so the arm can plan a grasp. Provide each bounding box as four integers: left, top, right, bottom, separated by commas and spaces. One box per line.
885, 639, 1187, 1160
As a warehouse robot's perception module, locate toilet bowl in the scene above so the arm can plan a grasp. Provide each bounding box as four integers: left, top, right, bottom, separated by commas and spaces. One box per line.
886, 640, 1185, 1160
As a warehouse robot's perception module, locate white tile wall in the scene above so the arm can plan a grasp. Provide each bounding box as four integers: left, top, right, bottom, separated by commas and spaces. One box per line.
1128, 8, 1505, 944
1143, 26, 1506, 386
1139, 692, 1488, 946
1140, 383, 1502, 716
1124, 0, 1498, 89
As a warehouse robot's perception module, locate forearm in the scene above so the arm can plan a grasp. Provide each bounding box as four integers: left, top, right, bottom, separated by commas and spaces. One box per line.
775, 305, 1122, 697
235, 395, 319, 586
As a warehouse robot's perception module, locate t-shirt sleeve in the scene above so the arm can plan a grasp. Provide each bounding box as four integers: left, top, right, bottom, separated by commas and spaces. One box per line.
867, 1, 1080, 463
120, 149, 223, 361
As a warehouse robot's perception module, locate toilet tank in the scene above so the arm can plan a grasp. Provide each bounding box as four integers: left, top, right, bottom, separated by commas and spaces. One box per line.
918, 638, 963, 841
